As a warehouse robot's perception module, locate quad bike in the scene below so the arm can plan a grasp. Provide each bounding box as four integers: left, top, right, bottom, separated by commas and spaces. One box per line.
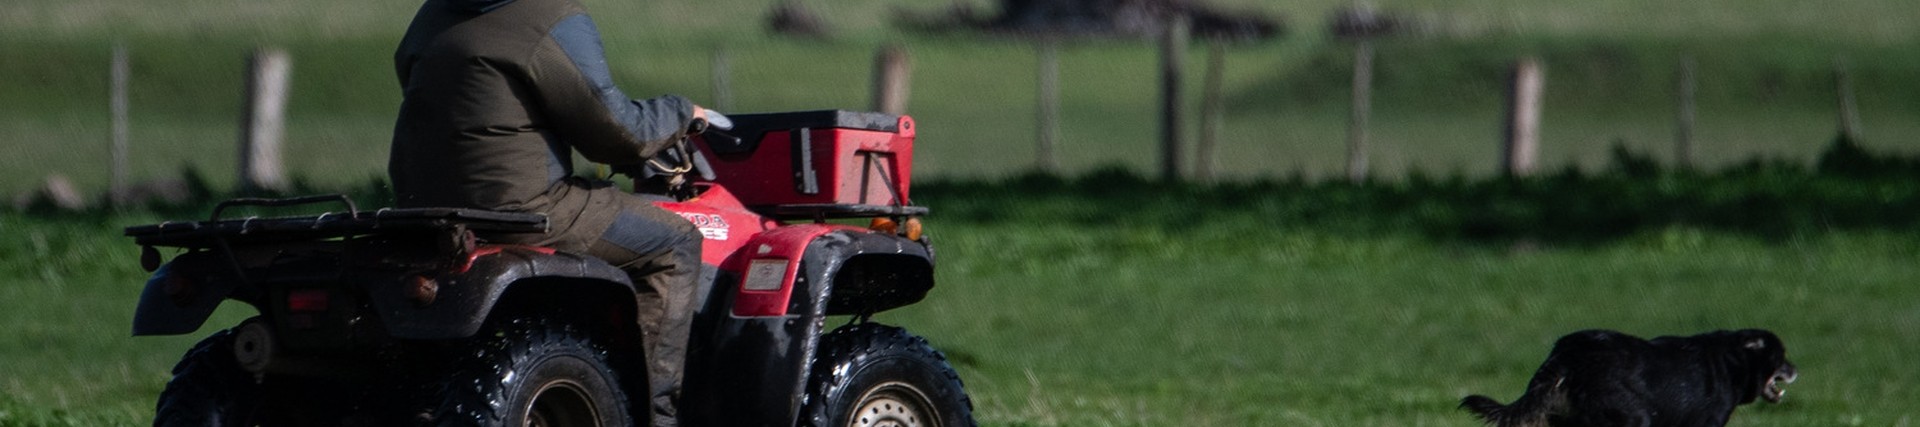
125, 110, 973, 426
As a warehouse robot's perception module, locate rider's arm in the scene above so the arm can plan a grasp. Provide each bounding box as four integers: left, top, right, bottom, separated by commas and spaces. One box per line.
526, 12, 693, 165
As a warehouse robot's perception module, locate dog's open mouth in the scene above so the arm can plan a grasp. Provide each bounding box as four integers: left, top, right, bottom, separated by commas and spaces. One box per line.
1762, 363, 1798, 403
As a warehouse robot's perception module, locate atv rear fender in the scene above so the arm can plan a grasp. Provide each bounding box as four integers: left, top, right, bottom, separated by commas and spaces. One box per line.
132, 245, 637, 341
133, 252, 245, 336
684, 224, 935, 426
365, 245, 635, 340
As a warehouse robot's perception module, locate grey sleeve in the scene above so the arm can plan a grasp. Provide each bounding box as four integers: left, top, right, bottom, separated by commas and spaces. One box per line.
532, 13, 693, 165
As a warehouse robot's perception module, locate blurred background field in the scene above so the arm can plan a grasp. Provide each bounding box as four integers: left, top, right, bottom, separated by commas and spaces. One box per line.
3, 0, 1919, 194
3, 0, 1919, 425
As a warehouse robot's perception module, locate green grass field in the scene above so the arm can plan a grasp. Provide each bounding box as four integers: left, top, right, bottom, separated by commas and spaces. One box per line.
3, 0, 1919, 425
2, 204, 1917, 425
909, 222, 1920, 426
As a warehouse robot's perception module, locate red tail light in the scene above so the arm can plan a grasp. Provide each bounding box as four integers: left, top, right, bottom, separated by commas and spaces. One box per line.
287, 289, 330, 313
162, 274, 197, 307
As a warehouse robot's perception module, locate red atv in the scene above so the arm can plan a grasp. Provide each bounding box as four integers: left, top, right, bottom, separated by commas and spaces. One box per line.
125, 111, 973, 426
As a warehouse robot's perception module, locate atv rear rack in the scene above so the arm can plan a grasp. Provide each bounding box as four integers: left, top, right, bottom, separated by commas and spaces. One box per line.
753, 203, 928, 221
127, 198, 547, 249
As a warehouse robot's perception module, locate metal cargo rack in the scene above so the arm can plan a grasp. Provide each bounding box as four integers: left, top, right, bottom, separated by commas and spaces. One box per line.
125, 195, 548, 249
754, 203, 928, 221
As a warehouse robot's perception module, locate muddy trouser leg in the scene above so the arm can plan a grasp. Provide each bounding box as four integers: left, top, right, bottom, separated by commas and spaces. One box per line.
586, 203, 701, 427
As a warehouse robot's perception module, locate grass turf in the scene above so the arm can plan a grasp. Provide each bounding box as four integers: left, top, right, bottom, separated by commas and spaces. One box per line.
1, 208, 1914, 425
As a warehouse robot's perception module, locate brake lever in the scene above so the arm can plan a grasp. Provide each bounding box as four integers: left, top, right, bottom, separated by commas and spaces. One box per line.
702, 128, 743, 151
704, 110, 734, 130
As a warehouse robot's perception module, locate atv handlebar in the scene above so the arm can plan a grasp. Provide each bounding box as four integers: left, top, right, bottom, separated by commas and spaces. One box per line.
691, 109, 741, 144
681, 117, 723, 182
688, 114, 743, 156
609, 111, 733, 193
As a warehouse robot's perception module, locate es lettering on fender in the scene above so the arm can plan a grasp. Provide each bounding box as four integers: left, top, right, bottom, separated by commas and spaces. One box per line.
678, 212, 730, 240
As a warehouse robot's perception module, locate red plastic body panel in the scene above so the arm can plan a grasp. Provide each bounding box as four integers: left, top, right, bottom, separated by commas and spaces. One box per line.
656, 183, 856, 317
721, 224, 865, 317
653, 184, 779, 266
694, 115, 916, 207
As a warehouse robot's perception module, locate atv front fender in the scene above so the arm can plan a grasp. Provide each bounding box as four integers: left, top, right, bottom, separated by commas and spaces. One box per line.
683, 225, 935, 426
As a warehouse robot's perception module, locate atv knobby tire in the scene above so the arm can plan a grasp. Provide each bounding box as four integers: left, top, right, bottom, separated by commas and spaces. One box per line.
430, 318, 632, 427
154, 329, 265, 427
801, 323, 974, 427
154, 323, 422, 426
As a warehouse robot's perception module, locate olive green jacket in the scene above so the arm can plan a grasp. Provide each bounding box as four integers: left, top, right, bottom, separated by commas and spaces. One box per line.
390, 0, 692, 249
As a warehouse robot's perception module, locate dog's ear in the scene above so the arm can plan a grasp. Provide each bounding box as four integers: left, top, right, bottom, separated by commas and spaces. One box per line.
1744, 338, 1766, 350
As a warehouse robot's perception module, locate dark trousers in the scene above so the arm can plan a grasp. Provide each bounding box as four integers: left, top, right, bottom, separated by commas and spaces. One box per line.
583, 197, 702, 427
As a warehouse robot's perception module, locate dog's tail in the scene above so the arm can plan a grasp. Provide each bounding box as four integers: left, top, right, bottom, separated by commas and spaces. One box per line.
1458, 395, 1509, 421
1459, 373, 1563, 427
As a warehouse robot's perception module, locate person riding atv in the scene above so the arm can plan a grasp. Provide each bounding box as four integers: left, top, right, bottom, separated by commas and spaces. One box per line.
390, 0, 718, 424
126, 0, 974, 425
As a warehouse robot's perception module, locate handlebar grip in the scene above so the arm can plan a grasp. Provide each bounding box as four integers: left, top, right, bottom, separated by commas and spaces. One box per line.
703, 128, 744, 151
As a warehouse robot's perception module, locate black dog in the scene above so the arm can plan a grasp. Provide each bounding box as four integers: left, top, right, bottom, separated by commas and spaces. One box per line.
1460, 329, 1797, 427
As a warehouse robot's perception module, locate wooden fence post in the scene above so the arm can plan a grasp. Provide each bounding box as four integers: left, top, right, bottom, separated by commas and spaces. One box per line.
1196, 40, 1226, 183
1674, 56, 1696, 169
1503, 57, 1544, 177
110, 42, 130, 207
1158, 14, 1189, 182
1674, 56, 1697, 169
1332, 1, 1392, 183
239, 48, 291, 193
1834, 58, 1863, 141
1036, 38, 1061, 173
1346, 40, 1374, 182
710, 49, 733, 111
871, 44, 911, 115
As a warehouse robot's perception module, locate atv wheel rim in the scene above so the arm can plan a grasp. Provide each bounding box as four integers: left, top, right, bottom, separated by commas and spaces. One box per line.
850, 382, 937, 427
526, 379, 598, 427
